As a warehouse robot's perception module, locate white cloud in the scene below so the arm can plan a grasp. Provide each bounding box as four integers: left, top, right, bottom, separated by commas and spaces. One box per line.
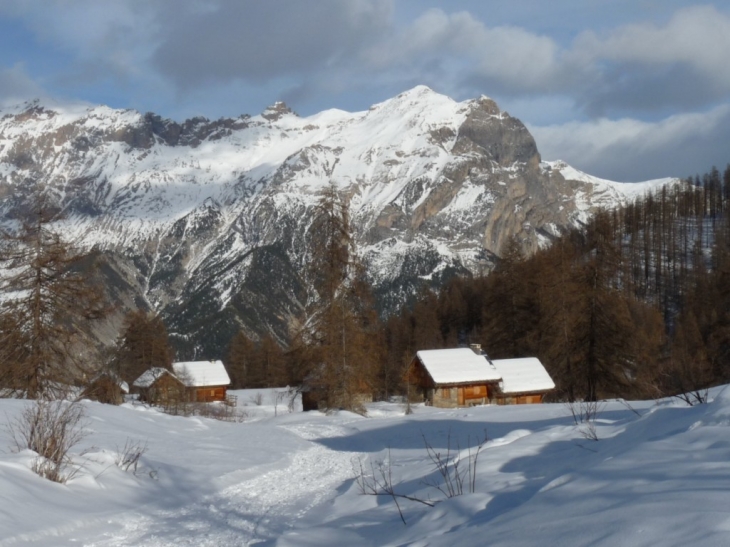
365, 5, 730, 115
2, 1, 727, 121
0, 0, 159, 81
573, 6, 730, 79
364, 9, 561, 92
152, 0, 393, 87
566, 5, 730, 114
0, 0, 727, 187
0, 64, 45, 105
530, 104, 730, 181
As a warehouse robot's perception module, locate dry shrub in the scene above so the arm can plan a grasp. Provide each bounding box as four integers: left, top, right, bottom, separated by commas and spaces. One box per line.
7, 399, 87, 483
193, 402, 247, 422
566, 400, 604, 441
115, 438, 148, 474
354, 430, 488, 525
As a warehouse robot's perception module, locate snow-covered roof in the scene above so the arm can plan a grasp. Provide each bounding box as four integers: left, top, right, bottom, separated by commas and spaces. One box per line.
491, 358, 555, 395
172, 361, 230, 388
132, 367, 175, 388
415, 348, 501, 385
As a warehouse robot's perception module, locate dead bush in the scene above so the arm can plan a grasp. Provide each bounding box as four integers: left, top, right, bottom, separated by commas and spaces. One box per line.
354, 430, 488, 525
353, 449, 434, 525
7, 399, 87, 483
673, 388, 710, 406
115, 438, 148, 474
422, 430, 488, 497
566, 399, 604, 441
194, 402, 247, 422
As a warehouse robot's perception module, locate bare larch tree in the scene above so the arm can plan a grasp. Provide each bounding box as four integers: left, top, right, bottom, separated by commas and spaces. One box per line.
0, 197, 106, 398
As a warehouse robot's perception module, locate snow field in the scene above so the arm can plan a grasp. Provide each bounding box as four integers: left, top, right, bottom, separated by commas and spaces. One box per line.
2, 388, 730, 546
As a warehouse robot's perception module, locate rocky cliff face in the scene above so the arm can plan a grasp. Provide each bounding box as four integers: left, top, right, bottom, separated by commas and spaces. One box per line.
0, 87, 676, 357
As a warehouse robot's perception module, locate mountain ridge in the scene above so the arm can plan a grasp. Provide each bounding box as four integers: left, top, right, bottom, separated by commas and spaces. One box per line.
0, 86, 680, 356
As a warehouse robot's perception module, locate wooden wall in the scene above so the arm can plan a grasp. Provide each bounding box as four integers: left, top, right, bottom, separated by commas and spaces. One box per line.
431, 386, 547, 408
143, 375, 186, 405
495, 393, 544, 405
432, 384, 491, 408
191, 386, 227, 402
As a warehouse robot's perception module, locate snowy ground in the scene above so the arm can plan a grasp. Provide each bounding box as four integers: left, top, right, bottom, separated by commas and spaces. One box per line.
2, 387, 730, 546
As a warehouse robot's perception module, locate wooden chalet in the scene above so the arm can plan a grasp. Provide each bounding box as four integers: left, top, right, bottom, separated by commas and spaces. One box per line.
133, 367, 186, 405
406, 346, 554, 408
172, 360, 231, 402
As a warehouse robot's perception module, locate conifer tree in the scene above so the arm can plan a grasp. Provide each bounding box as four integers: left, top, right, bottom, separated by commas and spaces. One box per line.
536, 237, 584, 400
114, 310, 173, 384
480, 236, 538, 358
248, 333, 288, 388
413, 287, 442, 350
225, 330, 256, 388
299, 183, 377, 412
0, 196, 107, 398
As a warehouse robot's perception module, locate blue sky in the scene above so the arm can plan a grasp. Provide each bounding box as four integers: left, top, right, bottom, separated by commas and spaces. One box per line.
0, 1, 728, 181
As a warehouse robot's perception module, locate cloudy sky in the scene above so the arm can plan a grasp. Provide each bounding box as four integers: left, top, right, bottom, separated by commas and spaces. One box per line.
0, 0, 727, 181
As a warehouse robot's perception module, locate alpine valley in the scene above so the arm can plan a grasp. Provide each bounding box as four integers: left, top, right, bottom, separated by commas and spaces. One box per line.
0, 86, 677, 357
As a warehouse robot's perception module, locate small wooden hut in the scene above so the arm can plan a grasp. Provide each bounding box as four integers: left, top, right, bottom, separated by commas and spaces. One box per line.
172, 360, 231, 402
133, 367, 186, 405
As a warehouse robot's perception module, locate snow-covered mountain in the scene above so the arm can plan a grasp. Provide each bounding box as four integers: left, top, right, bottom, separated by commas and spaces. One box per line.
0, 86, 679, 356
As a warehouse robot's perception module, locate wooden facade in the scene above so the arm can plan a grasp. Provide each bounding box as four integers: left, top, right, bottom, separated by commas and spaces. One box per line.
407, 357, 497, 408
138, 373, 187, 406
494, 393, 545, 405
172, 361, 230, 403
431, 384, 493, 408
189, 385, 228, 403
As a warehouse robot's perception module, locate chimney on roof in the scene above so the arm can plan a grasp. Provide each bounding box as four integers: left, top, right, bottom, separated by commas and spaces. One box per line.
469, 343, 482, 355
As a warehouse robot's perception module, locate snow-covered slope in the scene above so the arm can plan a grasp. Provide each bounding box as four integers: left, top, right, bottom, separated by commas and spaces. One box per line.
1, 388, 728, 545
545, 160, 678, 221
0, 87, 680, 355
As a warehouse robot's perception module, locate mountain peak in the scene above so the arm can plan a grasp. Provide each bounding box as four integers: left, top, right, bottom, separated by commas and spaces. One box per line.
261, 101, 297, 121
468, 95, 501, 116
397, 84, 437, 97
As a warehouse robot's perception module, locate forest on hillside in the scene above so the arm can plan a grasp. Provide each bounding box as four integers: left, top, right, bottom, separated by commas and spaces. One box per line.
227, 165, 730, 405
1, 167, 729, 410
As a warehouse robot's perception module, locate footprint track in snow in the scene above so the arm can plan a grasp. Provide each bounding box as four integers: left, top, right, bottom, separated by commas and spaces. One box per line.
76, 422, 362, 547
